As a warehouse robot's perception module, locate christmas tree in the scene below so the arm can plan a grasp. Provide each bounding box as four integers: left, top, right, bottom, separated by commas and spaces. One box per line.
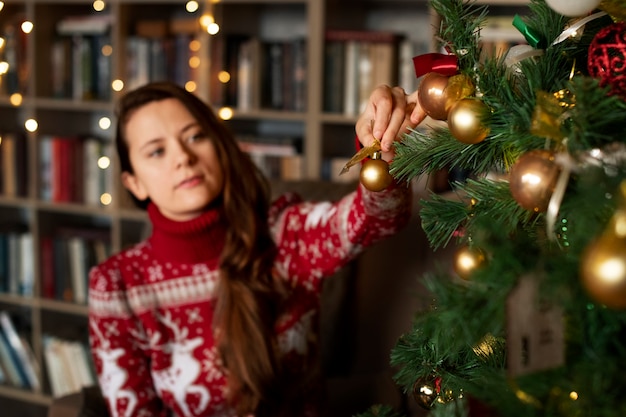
357, 0, 626, 416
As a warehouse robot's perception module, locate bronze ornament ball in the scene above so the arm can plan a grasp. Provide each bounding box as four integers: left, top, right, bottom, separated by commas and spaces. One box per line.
412, 375, 439, 410
508, 149, 561, 212
417, 72, 451, 121
447, 98, 490, 144
360, 152, 392, 192
580, 222, 626, 309
453, 244, 486, 280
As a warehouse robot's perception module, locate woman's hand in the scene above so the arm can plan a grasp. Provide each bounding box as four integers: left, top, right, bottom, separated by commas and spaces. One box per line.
355, 85, 425, 161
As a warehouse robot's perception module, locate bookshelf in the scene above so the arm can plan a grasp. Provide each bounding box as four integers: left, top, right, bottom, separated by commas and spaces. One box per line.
0, 0, 529, 415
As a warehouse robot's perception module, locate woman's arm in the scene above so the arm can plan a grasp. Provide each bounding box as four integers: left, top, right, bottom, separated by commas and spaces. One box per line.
88, 263, 167, 417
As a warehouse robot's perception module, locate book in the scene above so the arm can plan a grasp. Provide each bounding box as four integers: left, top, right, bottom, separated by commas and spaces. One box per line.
0, 311, 40, 391
18, 233, 34, 297
0, 234, 8, 293
323, 40, 345, 113
56, 14, 112, 36
237, 37, 262, 111
291, 38, 307, 112
43, 335, 70, 397
1, 133, 28, 197
40, 236, 56, 299
7, 232, 21, 295
324, 29, 403, 115
43, 335, 95, 397
0, 329, 25, 388
67, 236, 88, 304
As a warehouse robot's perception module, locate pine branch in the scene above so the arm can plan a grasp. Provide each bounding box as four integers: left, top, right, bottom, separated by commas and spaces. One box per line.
430, 0, 488, 72
419, 178, 538, 250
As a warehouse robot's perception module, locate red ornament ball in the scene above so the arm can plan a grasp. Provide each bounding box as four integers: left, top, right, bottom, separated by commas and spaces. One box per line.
588, 22, 626, 99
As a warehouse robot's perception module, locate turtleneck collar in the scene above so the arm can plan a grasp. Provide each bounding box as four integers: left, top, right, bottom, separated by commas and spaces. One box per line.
147, 202, 226, 264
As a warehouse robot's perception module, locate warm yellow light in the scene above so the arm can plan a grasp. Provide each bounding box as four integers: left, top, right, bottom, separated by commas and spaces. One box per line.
93, 0, 105, 11
101, 44, 113, 56
200, 14, 214, 27
217, 71, 230, 83
189, 56, 200, 69
100, 193, 112, 206
98, 117, 111, 130
186, 1, 199, 12
112, 79, 124, 91
21, 21, 34, 34
0, 2, 4, 12
97, 156, 110, 169
0, 37, 5, 49
185, 81, 197, 92
25, 118, 38, 132
207, 22, 219, 35
569, 391, 579, 400
218, 107, 233, 120
189, 39, 201, 52
9, 93, 22, 106
0, 61, 8, 74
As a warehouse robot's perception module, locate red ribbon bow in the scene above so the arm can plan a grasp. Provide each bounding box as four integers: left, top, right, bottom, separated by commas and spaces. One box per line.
412, 53, 458, 79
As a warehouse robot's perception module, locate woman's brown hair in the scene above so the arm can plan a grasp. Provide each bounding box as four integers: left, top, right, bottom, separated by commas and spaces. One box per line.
115, 82, 287, 415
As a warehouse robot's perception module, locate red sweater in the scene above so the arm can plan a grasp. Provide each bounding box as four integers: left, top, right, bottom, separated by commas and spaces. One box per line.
88, 183, 412, 417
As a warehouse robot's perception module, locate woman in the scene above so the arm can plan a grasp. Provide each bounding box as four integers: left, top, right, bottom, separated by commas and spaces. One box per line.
88, 81, 413, 417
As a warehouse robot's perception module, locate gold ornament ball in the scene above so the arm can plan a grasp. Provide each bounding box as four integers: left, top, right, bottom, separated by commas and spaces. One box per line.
360, 153, 392, 192
453, 244, 486, 280
418, 72, 451, 121
580, 233, 626, 309
412, 375, 439, 410
509, 149, 560, 212
447, 98, 490, 144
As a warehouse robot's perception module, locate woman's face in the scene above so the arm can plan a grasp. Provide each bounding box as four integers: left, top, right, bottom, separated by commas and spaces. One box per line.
121, 98, 224, 221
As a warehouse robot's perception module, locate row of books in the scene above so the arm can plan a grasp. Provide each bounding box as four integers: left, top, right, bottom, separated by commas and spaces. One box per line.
0, 18, 29, 96
238, 137, 303, 180
323, 29, 404, 116
43, 334, 96, 398
39, 135, 113, 206
40, 229, 111, 305
0, 310, 96, 397
210, 35, 307, 112
237, 136, 360, 183
0, 226, 111, 304
0, 132, 28, 198
51, 34, 112, 101
0, 311, 40, 391
50, 13, 201, 100
0, 230, 34, 297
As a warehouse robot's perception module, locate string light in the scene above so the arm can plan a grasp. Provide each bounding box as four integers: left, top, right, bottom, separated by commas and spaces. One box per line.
25, 118, 38, 132
98, 117, 111, 130
93, 0, 105, 11
0, 2, 4, 12
21, 21, 33, 34
218, 71, 230, 83
200, 0, 219, 35
111, 79, 124, 92
218, 107, 233, 120
186, 1, 199, 13
100, 193, 112, 206
9, 93, 22, 106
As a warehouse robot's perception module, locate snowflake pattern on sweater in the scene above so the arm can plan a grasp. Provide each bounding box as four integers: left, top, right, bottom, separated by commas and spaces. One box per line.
88, 183, 411, 417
